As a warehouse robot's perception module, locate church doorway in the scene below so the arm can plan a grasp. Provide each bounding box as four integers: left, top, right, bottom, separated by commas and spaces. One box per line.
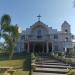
35, 43, 43, 53
29, 42, 45, 53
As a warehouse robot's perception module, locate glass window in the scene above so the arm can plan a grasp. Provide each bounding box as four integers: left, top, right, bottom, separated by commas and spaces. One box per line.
72, 35, 74, 39
37, 29, 42, 39
21, 35, 25, 39
54, 34, 58, 39
65, 37, 68, 41
55, 45, 58, 51
37, 29, 41, 35
65, 29, 68, 32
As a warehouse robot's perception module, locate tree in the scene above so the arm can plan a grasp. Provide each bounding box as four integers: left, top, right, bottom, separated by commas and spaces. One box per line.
0, 14, 19, 59
1, 14, 11, 25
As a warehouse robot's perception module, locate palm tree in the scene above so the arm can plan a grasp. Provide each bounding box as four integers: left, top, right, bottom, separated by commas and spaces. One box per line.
0, 14, 19, 59
1, 14, 11, 25
9, 25, 19, 59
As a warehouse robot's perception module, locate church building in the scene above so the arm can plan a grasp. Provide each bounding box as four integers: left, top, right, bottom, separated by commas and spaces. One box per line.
16, 17, 75, 55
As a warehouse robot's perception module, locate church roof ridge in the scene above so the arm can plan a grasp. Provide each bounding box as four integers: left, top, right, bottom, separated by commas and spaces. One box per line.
30, 20, 48, 28
34, 20, 46, 25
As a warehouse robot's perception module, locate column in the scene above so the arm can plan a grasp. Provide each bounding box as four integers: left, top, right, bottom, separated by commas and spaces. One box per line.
27, 42, 29, 53
33, 43, 35, 53
65, 47, 67, 55
52, 42, 54, 52
42, 43, 44, 53
46, 42, 49, 53
50, 42, 54, 55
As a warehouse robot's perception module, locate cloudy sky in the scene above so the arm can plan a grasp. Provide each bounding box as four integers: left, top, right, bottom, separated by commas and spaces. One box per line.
0, 0, 75, 34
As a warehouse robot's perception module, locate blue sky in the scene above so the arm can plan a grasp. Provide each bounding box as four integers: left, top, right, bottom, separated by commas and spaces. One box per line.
0, 0, 75, 34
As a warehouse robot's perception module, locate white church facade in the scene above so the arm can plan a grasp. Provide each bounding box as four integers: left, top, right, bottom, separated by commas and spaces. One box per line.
16, 20, 75, 55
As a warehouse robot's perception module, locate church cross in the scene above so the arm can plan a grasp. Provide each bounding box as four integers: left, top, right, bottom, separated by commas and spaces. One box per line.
37, 15, 41, 21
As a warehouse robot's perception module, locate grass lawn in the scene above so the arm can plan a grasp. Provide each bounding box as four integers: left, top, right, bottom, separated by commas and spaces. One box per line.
0, 70, 29, 75
0, 53, 31, 75
65, 56, 75, 62
67, 69, 75, 75
0, 53, 27, 68
0, 59, 25, 68
14, 69, 29, 75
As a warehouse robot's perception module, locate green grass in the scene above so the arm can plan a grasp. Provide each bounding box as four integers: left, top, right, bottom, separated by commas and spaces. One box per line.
0, 52, 26, 60
0, 53, 28, 69
0, 59, 25, 68
67, 70, 75, 75
0, 70, 29, 75
0, 73, 5, 75
0, 59, 29, 75
13, 69, 29, 75
0, 52, 34, 75
0, 53, 31, 75
64, 56, 75, 62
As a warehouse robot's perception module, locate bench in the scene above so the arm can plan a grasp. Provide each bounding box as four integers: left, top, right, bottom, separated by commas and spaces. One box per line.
0, 67, 13, 73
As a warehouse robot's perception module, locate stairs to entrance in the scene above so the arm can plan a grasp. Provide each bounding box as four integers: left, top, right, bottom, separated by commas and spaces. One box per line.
32, 56, 71, 75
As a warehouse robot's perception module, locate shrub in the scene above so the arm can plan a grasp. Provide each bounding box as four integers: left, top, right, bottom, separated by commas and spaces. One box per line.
58, 52, 65, 56
31, 53, 35, 60
67, 70, 75, 75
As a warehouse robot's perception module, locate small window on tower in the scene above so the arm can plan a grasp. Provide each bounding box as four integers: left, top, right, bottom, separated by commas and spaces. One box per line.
65, 37, 68, 41
65, 29, 68, 32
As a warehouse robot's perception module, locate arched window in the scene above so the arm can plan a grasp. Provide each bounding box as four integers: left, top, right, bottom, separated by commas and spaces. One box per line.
37, 29, 42, 39
65, 29, 68, 33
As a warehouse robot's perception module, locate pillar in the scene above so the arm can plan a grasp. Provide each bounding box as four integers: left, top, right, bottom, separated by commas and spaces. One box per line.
42, 43, 44, 53
46, 42, 49, 53
52, 42, 54, 52
65, 47, 67, 55
33, 43, 35, 53
27, 42, 29, 53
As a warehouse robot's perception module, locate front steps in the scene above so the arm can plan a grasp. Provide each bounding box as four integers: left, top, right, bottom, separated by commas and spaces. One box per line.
33, 56, 72, 75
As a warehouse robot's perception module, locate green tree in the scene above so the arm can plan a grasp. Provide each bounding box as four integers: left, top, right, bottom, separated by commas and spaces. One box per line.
0, 14, 19, 59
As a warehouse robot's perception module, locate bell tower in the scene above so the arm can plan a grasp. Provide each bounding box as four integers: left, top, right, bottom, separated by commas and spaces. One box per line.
61, 21, 71, 33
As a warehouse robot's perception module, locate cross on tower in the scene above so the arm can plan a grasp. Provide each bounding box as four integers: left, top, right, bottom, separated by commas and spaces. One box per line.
37, 15, 41, 21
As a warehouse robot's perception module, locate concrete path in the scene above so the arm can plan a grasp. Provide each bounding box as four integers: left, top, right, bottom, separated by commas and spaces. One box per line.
32, 56, 71, 75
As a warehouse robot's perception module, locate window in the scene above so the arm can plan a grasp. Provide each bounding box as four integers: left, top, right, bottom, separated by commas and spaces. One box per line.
65, 37, 68, 41
21, 35, 25, 39
72, 35, 74, 39
74, 46, 75, 50
37, 35, 42, 39
37, 29, 42, 39
54, 34, 58, 39
37, 29, 41, 34
65, 29, 68, 33
55, 45, 58, 51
